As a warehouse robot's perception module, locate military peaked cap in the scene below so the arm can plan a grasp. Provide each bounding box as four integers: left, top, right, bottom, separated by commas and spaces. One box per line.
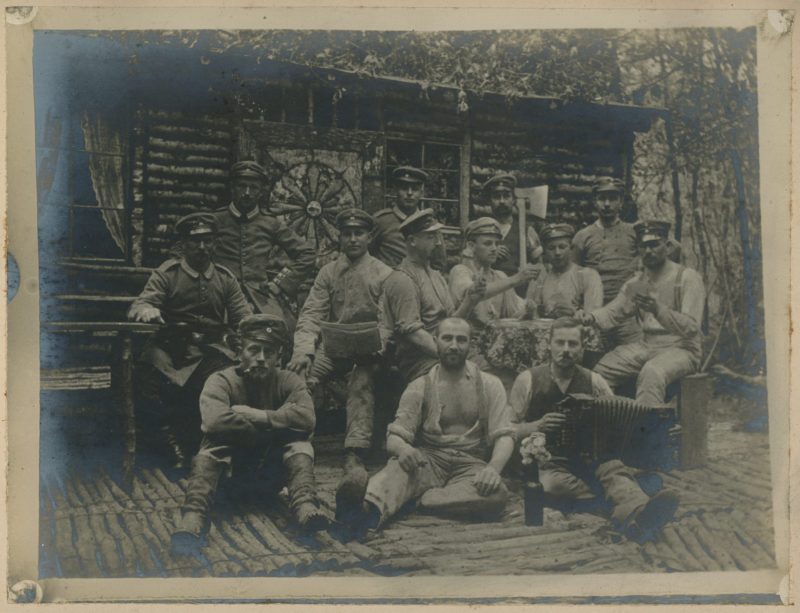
541, 223, 576, 243
465, 217, 502, 240
399, 208, 444, 237
231, 160, 269, 180
482, 173, 517, 193
634, 220, 671, 242
335, 207, 374, 231
175, 213, 217, 237
592, 176, 624, 194
392, 166, 429, 185
238, 314, 289, 347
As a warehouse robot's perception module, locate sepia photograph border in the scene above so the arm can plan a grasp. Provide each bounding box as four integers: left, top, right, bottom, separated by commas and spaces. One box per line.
2, 1, 796, 606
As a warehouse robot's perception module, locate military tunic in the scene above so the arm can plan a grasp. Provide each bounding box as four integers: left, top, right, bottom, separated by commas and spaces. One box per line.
291, 252, 393, 449
448, 260, 525, 332
592, 260, 705, 405
380, 257, 455, 383
212, 204, 316, 309
369, 205, 412, 268
572, 220, 639, 305
130, 258, 252, 384
129, 257, 253, 458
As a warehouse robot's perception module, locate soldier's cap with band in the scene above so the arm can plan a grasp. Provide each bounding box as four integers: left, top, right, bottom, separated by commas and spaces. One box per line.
634, 220, 671, 243
465, 216, 503, 240
482, 172, 517, 193
175, 213, 217, 237
335, 207, 375, 231
592, 176, 624, 194
392, 166, 429, 185
399, 208, 444, 237
231, 160, 269, 181
238, 314, 289, 347
541, 222, 576, 243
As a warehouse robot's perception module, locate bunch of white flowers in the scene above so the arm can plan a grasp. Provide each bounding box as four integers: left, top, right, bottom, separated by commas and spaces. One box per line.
520, 432, 551, 465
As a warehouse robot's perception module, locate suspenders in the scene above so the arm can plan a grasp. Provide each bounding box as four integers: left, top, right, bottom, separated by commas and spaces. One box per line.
422, 366, 489, 437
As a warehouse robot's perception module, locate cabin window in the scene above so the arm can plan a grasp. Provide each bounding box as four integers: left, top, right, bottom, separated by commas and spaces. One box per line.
384, 137, 461, 226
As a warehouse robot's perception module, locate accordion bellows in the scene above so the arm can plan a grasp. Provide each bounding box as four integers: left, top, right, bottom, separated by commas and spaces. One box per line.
552, 393, 678, 470
319, 320, 382, 358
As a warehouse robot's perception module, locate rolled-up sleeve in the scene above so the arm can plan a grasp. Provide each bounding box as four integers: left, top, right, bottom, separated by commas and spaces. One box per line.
483, 374, 515, 445
581, 268, 604, 313
386, 377, 425, 444
448, 264, 474, 306
293, 265, 334, 358
592, 278, 637, 330
382, 271, 424, 336
508, 370, 533, 424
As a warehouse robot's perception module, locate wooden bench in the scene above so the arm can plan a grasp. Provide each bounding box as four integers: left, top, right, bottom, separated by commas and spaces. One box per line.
42, 321, 160, 487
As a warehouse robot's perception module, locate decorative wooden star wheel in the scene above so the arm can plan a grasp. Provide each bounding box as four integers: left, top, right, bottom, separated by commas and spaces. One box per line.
268, 160, 359, 263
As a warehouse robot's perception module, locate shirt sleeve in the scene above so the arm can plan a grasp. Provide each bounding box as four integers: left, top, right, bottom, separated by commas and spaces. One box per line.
508, 370, 533, 423
591, 372, 614, 397
292, 265, 334, 359
386, 377, 425, 444
199, 373, 258, 439
483, 374, 516, 445
654, 268, 705, 338
382, 271, 424, 336
269, 219, 317, 298
267, 371, 316, 432
128, 269, 169, 319
581, 268, 604, 313
448, 264, 474, 305
592, 277, 638, 330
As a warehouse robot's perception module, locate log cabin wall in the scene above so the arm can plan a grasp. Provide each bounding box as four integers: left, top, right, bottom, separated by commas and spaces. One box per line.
131, 78, 650, 269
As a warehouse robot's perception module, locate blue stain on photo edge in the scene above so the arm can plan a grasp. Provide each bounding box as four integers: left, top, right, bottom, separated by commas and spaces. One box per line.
7, 251, 19, 302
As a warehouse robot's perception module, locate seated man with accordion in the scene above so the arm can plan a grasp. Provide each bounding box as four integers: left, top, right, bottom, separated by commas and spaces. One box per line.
508, 317, 680, 543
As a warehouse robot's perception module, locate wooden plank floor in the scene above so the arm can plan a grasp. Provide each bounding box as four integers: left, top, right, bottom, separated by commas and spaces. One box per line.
39, 421, 776, 577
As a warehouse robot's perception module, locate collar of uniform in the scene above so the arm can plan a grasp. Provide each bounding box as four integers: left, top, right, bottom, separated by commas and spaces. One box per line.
181, 259, 214, 279
335, 251, 369, 273
392, 205, 410, 221
228, 202, 260, 220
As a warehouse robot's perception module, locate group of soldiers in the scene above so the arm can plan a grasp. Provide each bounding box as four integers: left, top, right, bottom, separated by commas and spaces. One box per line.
128, 159, 705, 553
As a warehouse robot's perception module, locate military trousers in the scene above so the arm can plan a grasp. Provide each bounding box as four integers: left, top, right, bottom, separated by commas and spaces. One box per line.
181, 432, 316, 519
539, 457, 650, 524
364, 446, 508, 527
310, 349, 378, 450
594, 336, 700, 405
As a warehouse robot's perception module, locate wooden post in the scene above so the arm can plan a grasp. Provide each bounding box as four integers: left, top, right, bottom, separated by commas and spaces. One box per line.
120, 334, 136, 489
459, 121, 471, 228
679, 373, 711, 468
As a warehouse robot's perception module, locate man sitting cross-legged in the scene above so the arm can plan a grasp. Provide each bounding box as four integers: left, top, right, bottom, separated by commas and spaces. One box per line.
508, 317, 679, 543
337, 317, 516, 535
171, 314, 329, 555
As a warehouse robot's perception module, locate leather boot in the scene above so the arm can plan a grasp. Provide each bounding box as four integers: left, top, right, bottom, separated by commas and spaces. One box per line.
622, 490, 680, 544
284, 453, 329, 532
335, 449, 369, 525
171, 454, 222, 554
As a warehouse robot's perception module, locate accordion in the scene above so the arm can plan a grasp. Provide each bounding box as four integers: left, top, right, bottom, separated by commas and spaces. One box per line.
548, 394, 678, 470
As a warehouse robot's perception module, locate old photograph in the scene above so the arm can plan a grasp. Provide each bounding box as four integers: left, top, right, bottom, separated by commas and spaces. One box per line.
4, 5, 793, 605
